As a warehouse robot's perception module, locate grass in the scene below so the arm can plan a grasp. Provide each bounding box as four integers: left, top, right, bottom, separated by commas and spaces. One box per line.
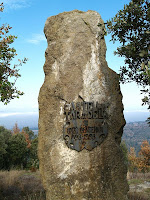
0, 170, 149, 200
0, 170, 22, 187
0, 170, 46, 200
128, 179, 145, 185
127, 192, 150, 200
145, 188, 150, 194
127, 172, 150, 181
127, 172, 150, 200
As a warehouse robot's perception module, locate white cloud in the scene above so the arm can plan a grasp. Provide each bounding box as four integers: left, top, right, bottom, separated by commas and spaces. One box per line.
27, 33, 46, 45
4, 0, 30, 10
0, 111, 38, 118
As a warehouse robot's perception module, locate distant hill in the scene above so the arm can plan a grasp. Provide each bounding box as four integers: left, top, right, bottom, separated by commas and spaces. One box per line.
0, 113, 149, 154
30, 121, 150, 154
21, 121, 150, 154
122, 121, 150, 154
0, 113, 38, 130
0, 110, 149, 129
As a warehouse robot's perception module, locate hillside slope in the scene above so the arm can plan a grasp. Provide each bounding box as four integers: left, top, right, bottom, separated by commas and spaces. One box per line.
122, 122, 150, 154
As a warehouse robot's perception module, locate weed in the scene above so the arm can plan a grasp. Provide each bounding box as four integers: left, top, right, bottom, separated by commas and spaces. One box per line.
128, 179, 145, 185
128, 172, 150, 181
0, 170, 46, 200
144, 188, 150, 194
0, 170, 149, 200
128, 192, 150, 200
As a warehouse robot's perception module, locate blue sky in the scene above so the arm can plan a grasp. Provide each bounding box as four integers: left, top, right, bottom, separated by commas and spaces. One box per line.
0, 0, 149, 123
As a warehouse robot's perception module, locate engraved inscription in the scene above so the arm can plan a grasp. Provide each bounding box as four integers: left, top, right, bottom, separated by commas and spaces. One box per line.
63, 102, 108, 151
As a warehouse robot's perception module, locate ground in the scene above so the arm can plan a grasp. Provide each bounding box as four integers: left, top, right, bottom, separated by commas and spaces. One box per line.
0, 170, 149, 200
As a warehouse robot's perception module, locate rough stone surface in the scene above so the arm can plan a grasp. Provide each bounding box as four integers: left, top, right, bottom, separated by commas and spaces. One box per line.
38, 10, 129, 200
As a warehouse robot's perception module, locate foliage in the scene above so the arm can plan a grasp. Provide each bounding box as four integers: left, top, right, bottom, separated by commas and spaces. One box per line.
128, 147, 138, 172
22, 126, 36, 140
105, 0, 150, 109
128, 140, 150, 172
12, 122, 20, 134
123, 122, 150, 155
29, 137, 38, 161
7, 133, 28, 169
0, 2, 27, 105
27, 137, 39, 170
0, 125, 39, 170
0, 126, 12, 169
21, 127, 37, 150
22, 130, 31, 149
138, 140, 150, 172
120, 141, 128, 166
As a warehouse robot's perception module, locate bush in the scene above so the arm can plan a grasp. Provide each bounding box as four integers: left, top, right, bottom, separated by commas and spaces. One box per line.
0, 170, 46, 200
128, 192, 149, 200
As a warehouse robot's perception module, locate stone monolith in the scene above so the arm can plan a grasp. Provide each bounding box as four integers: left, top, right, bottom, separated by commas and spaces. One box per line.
38, 10, 129, 200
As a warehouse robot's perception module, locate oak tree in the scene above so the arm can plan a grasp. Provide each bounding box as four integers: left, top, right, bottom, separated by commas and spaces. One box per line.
0, 3, 27, 105
138, 140, 150, 172
104, 0, 150, 115
128, 147, 138, 172
0, 126, 12, 169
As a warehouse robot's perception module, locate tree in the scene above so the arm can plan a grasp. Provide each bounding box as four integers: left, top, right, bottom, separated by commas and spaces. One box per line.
0, 125, 38, 170
0, 126, 12, 169
13, 122, 20, 134
22, 130, 31, 148
104, 0, 150, 112
0, 2, 27, 105
22, 127, 36, 140
7, 133, 28, 169
20, 127, 39, 170
29, 137, 38, 160
128, 147, 138, 172
120, 141, 128, 166
22, 127, 37, 149
128, 140, 150, 172
28, 137, 39, 170
138, 140, 150, 172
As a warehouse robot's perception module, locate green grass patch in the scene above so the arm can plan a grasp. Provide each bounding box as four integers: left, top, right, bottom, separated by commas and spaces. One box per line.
128, 179, 145, 185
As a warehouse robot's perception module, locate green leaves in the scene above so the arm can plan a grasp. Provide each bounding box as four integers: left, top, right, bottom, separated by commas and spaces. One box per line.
106, 0, 150, 111
0, 125, 38, 170
0, 3, 27, 105
0, 126, 12, 169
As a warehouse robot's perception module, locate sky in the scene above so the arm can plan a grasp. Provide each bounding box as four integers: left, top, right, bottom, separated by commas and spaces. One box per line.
0, 0, 149, 126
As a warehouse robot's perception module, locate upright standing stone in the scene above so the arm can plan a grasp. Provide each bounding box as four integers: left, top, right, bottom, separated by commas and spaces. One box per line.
38, 10, 129, 200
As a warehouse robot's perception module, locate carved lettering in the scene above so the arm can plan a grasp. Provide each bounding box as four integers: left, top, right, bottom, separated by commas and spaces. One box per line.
63, 101, 108, 151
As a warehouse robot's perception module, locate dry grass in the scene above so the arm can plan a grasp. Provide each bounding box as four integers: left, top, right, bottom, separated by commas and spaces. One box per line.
0, 170, 46, 200
127, 172, 150, 200
0, 170, 150, 200
128, 192, 150, 200
0, 170, 23, 187
127, 172, 150, 181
